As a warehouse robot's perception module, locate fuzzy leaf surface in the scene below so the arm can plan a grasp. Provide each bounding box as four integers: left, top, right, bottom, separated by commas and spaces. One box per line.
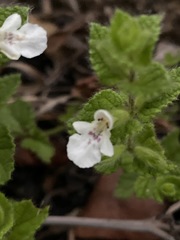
0, 193, 14, 239
69, 90, 126, 129
95, 145, 126, 173
115, 173, 138, 198
162, 129, 180, 166
4, 200, 48, 240
0, 74, 20, 104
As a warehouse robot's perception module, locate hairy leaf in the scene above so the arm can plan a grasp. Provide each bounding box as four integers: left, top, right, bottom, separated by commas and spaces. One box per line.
0, 193, 14, 239
95, 144, 126, 173
68, 90, 127, 131
5, 200, 48, 240
162, 129, 180, 166
115, 173, 138, 198
0, 74, 20, 104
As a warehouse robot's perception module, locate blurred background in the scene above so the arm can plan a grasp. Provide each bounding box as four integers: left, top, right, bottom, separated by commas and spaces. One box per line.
1, 1, 180, 240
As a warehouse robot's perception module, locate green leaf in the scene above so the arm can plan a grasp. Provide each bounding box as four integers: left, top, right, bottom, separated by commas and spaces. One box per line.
132, 62, 169, 98
68, 90, 127, 131
110, 10, 142, 51
138, 67, 180, 120
0, 193, 14, 239
115, 173, 138, 198
21, 130, 54, 163
90, 23, 129, 85
0, 107, 22, 134
8, 100, 36, 132
0, 74, 20, 104
110, 10, 161, 65
95, 144, 126, 173
0, 6, 29, 26
156, 175, 180, 201
134, 145, 168, 174
137, 14, 162, 62
0, 126, 15, 185
135, 124, 164, 155
134, 175, 162, 201
162, 129, 180, 166
5, 200, 48, 240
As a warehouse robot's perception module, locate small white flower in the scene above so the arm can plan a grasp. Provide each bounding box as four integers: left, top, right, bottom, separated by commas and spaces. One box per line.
67, 109, 114, 168
0, 13, 47, 60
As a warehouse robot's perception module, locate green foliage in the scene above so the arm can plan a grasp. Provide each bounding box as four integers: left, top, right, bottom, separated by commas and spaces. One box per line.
4, 201, 48, 240
0, 5, 51, 240
7, 101, 36, 133
162, 129, 180, 166
0, 6, 29, 25
21, 134, 55, 164
0, 126, 14, 185
68, 9, 180, 202
68, 89, 127, 132
115, 173, 138, 198
0, 100, 54, 163
95, 145, 126, 173
0, 193, 14, 239
0, 74, 20, 104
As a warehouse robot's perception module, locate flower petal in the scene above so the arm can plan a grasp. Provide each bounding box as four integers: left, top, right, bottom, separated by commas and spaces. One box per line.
94, 109, 113, 130
0, 42, 20, 60
1, 13, 22, 31
15, 23, 47, 58
73, 121, 92, 134
100, 131, 114, 157
67, 134, 101, 168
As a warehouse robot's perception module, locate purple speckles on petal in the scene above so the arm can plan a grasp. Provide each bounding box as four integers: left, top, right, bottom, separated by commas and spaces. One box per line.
88, 131, 101, 142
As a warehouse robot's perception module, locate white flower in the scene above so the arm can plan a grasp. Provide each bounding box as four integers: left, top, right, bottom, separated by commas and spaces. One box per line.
0, 13, 47, 60
67, 109, 114, 168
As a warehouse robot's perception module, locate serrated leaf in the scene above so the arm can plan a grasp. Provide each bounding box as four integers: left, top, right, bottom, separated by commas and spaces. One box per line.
0, 193, 14, 239
115, 173, 138, 198
134, 175, 162, 201
90, 23, 129, 85
138, 67, 180, 120
134, 145, 168, 174
95, 144, 126, 173
137, 14, 162, 62
135, 124, 164, 155
69, 90, 127, 131
156, 175, 180, 201
80, 89, 126, 119
110, 10, 142, 51
5, 200, 48, 240
0, 126, 14, 185
110, 10, 161, 65
162, 129, 180, 166
0, 74, 20, 104
120, 151, 134, 172
132, 62, 169, 97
